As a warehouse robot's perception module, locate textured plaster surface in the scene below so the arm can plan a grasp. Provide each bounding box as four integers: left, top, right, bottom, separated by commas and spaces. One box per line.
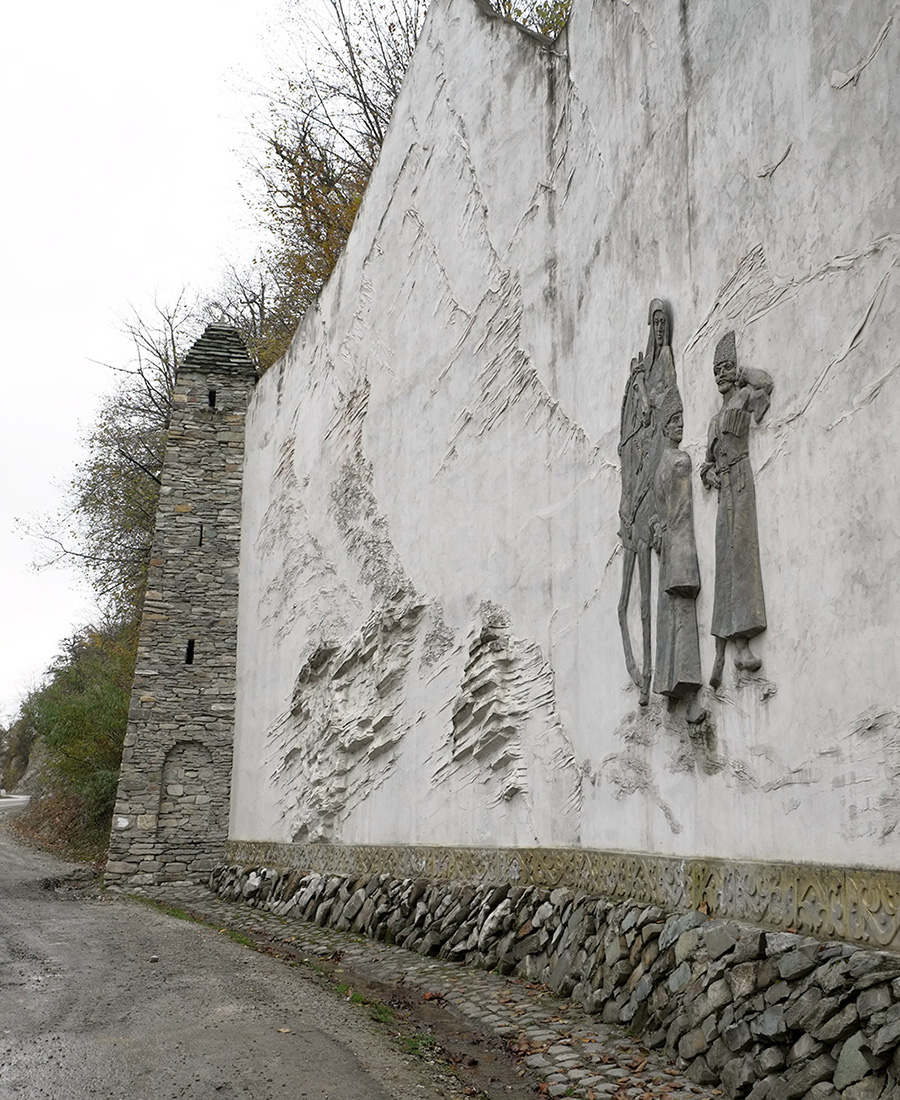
232, 0, 900, 869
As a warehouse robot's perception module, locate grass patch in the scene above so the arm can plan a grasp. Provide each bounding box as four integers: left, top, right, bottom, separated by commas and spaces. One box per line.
223, 929, 256, 948
401, 1032, 438, 1058
128, 895, 196, 922
369, 1001, 394, 1024
330, 982, 393, 1023
128, 896, 255, 950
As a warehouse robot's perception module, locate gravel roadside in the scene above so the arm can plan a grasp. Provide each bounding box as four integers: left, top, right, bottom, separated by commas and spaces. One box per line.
143, 880, 724, 1100
0, 817, 475, 1100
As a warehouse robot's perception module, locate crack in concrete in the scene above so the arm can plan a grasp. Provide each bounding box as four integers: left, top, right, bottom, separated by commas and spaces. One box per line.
785, 269, 892, 425
756, 142, 793, 179
831, 14, 894, 88
826, 359, 900, 431
685, 235, 900, 359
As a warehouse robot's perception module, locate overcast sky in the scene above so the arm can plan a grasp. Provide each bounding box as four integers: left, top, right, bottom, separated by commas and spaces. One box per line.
0, 0, 301, 721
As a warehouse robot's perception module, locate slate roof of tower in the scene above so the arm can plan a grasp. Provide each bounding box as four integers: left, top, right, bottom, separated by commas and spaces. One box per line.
181, 324, 257, 375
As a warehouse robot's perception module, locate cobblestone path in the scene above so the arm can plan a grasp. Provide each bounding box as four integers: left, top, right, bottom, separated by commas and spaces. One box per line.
144, 884, 723, 1100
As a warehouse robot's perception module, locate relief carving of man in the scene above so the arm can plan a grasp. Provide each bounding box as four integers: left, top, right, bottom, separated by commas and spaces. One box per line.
700, 331, 774, 686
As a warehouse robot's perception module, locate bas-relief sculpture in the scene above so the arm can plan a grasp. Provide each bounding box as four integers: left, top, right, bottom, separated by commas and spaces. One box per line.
617, 301, 704, 720
617, 300, 681, 704
700, 331, 774, 687
651, 408, 704, 719
222, 0, 900, 976
617, 314, 773, 707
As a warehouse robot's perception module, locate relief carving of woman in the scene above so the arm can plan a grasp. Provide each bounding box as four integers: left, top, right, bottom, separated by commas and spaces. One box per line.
700, 331, 774, 686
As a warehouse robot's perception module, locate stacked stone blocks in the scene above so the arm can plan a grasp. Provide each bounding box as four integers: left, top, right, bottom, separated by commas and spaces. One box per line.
227, 840, 900, 953
106, 325, 255, 884
212, 863, 900, 1100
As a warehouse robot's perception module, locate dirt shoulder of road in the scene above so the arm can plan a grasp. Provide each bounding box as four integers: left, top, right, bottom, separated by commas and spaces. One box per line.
27, 851, 533, 1100
0, 818, 505, 1100
123, 886, 537, 1100
5, 813, 719, 1100
132, 882, 720, 1100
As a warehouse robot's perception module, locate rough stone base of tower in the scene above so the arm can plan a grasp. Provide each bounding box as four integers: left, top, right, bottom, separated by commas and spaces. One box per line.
106, 325, 255, 884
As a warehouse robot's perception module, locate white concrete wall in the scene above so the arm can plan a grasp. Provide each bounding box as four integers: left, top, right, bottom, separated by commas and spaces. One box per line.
231, 0, 900, 870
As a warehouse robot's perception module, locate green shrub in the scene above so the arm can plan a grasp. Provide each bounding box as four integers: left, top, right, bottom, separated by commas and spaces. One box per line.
9, 618, 138, 858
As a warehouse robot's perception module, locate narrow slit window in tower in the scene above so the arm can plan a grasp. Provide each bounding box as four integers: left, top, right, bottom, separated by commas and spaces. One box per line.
198, 523, 204, 547
208, 388, 216, 407
185, 639, 195, 665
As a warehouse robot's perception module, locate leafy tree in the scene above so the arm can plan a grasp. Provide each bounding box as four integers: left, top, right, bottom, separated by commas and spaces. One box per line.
32, 298, 200, 620
11, 619, 137, 857
269, 0, 426, 176
24, 622, 136, 815
242, 0, 426, 363
248, 132, 368, 364
0, 714, 36, 791
247, 0, 569, 367
12, 0, 574, 861
201, 262, 286, 371
492, 0, 570, 36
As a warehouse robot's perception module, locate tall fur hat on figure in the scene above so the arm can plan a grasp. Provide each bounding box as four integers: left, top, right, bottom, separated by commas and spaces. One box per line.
714, 331, 736, 367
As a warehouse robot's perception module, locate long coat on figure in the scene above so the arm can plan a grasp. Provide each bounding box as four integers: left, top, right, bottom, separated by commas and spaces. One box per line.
702, 333, 773, 642
653, 431, 703, 698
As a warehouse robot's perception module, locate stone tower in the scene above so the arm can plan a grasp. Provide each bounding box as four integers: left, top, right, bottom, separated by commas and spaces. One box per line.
106, 324, 256, 885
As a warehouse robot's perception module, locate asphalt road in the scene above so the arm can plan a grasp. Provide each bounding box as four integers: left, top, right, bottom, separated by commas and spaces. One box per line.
0, 806, 457, 1100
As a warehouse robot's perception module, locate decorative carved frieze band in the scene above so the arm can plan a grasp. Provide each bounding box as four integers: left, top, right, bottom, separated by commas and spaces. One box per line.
225, 840, 900, 954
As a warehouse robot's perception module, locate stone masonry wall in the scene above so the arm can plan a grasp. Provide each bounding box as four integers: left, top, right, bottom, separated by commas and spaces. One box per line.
212, 864, 900, 1100
106, 326, 256, 884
